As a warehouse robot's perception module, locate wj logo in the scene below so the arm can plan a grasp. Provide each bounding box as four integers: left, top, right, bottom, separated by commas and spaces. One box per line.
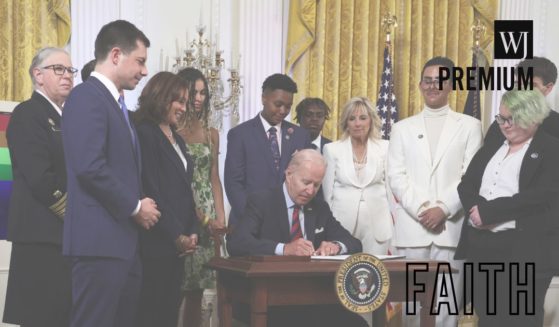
494, 20, 533, 59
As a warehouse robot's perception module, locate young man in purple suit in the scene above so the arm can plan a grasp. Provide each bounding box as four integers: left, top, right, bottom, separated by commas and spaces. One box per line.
224, 74, 311, 228
61, 20, 160, 327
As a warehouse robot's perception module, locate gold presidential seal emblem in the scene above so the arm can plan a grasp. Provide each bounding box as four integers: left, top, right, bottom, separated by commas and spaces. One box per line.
335, 253, 390, 313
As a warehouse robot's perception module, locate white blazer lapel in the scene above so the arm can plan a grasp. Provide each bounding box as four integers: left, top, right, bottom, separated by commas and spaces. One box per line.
358, 140, 378, 187
431, 110, 461, 171
412, 112, 433, 167
341, 138, 360, 186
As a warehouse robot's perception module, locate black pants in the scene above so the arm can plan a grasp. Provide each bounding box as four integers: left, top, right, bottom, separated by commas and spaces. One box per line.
136, 256, 183, 327
466, 227, 552, 327
3, 242, 71, 327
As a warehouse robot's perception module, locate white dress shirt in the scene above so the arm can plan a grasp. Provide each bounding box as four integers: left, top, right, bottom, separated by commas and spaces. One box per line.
477, 139, 531, 232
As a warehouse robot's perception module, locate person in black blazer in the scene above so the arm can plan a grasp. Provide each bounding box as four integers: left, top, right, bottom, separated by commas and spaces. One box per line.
484, 57, 559, 146
227, 149, 361, 257
3, 47, 75, 327
294, 97, 332, 153
456, 89, 559, 327
227, 149, 364, 327
133, 72, 199, 327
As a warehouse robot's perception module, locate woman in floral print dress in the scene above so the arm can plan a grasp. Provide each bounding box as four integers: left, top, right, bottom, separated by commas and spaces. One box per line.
177, 68, 226, 327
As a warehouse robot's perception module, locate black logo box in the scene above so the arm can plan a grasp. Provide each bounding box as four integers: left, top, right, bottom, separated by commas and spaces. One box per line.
494, 20, 533, 59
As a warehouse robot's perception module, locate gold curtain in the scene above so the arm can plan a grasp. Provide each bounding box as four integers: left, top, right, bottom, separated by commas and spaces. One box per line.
0, 0, 71, 102
286, 0, 498, 140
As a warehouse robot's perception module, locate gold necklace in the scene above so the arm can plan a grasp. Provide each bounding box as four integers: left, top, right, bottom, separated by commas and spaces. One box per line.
160, 125, 175, 143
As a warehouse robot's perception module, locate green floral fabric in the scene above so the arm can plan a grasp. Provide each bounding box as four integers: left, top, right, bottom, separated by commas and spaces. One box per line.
182, 143, 216, 290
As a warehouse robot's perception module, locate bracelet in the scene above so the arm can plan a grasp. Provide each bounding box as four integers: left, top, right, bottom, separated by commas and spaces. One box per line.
200, 215, 210, 227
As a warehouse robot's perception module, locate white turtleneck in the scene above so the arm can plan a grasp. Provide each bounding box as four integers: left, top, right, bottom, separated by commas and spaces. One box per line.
423, 104, 450, 162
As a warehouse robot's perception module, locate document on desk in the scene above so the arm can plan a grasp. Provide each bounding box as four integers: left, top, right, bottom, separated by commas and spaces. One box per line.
311, 254, 405, 261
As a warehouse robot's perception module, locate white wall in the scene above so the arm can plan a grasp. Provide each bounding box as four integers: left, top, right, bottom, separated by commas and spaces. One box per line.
490, 0, 559, 120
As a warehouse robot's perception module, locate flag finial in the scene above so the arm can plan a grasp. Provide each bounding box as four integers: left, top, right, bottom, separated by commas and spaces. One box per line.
381, 12, 398, 42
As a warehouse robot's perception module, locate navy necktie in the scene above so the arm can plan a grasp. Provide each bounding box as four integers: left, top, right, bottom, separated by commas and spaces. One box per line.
118, 96, 136, 147
268, 127, 280, 171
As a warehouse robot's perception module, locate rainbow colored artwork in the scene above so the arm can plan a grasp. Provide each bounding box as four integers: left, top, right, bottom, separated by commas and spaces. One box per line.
0, 112, 12, 239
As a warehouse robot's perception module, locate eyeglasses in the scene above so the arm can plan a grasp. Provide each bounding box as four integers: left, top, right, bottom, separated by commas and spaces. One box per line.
495, 114, 514, 126
420, 78, 447, 89
41, 65, 78, 77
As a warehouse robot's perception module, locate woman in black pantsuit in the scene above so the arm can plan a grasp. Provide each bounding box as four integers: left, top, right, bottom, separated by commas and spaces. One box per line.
133, 72, 199, 327
456, 89, 559, 327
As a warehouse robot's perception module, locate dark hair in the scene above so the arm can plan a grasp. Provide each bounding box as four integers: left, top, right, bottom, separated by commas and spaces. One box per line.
421, 56, 455, 77
177, 67, 210, 127
81, 59, 96, 81
94, 20, 150, 62
134, 72, 190, 126
294, 97, 331, 123
261, 73, 298, 94
517, 56, 557, 85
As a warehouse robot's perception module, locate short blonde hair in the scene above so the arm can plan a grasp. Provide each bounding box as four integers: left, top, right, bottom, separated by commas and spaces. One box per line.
339, 97, 382, 140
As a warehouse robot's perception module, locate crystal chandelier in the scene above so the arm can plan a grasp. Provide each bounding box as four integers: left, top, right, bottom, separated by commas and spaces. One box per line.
173, 24, 242, 130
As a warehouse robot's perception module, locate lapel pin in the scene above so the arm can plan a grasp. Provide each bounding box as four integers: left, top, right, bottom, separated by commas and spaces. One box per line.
418, 134, 423, 139
48, 118, 58, 131
285, 127, 294, 140
530, 152, 539, 159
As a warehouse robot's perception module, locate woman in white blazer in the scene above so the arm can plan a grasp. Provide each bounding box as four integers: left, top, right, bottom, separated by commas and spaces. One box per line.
322, 97, 393, 255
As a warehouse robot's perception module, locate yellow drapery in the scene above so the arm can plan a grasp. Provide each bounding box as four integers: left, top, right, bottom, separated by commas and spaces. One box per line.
0, 0, 71, 102
286, 0, 497, 140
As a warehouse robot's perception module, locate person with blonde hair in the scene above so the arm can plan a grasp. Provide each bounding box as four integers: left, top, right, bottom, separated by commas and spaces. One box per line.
322, 97, 393, 255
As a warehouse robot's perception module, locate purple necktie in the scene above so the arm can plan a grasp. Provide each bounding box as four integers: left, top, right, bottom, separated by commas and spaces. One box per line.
118, 96, 136, 146
268, 127, 280, 171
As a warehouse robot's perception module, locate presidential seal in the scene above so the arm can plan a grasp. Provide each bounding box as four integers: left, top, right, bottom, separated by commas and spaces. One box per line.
335, 253, 390, 313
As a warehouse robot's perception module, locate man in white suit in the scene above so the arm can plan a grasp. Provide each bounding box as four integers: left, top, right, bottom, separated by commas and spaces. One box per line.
387, 56, 483, 327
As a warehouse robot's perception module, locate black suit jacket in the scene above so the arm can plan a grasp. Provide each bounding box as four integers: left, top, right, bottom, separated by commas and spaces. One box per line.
485, 110, 559, 146
227, 186, 362, 256
6, 92, 66, 245
135, 122, 198, 258
455, 128, 559, 272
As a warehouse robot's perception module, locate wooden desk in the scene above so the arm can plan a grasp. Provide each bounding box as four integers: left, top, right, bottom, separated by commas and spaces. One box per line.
207, 256, 448, 327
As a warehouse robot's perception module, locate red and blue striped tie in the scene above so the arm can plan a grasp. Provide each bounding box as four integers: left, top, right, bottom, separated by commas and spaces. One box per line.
290, 206, 303, 240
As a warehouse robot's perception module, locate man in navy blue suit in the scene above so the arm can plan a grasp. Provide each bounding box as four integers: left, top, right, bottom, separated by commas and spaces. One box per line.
225, 74, 311, 228
61, 20, 160, 327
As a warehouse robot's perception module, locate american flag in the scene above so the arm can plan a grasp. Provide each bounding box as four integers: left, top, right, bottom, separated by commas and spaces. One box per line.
376, 42, 403, 322
376, 42, 398, 140
463, 47, 482, 119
